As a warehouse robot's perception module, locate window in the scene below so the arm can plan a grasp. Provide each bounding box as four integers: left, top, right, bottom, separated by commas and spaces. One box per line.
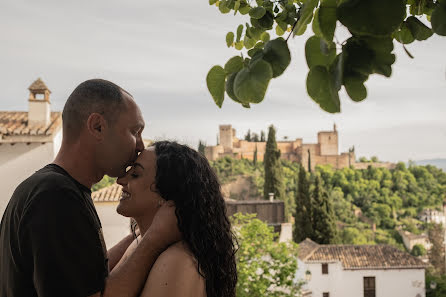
364, 277, 376, 297
323, 293, 329, 297
322, 263, 328, 274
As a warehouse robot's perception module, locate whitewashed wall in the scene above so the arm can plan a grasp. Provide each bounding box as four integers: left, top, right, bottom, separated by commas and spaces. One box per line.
94, 202, 131, 249
0, 130, 62, 216
297, 260, 425, 297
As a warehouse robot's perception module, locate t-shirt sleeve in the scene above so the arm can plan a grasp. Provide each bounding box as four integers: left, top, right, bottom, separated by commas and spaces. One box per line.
19, 188, 107, 297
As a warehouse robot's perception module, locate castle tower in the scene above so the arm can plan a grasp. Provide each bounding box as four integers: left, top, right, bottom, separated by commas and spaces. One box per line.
318, 124, 339, 156
219, 125, 234, 150
28, 78, 51, 126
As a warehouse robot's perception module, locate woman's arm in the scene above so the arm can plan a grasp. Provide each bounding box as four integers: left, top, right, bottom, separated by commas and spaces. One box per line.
139, 242, 206, 297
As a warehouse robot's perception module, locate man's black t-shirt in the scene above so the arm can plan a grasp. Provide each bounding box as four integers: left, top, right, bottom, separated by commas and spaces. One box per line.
0, 164, 109, 297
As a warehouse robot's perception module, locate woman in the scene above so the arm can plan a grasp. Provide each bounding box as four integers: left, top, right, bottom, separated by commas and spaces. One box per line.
115, 141, 237, 297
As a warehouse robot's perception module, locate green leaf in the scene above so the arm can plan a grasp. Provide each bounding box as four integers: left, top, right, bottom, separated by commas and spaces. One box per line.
234, 59, 273, 104
312, 8, 322, 37
260, 32, 270, 42
206, 66, 226, 108
306, 65, 340, 113
276, 25, 285, 36
337, 0, 405, 37
249, 6, 266, 19
394, 22, 415, 44
257, 11, 274, 29
318, 0, 337, 42
236, 24, 244, 42
406, 16, 433, 40
305, 36, 336, 68
431, 2, 446, 36
235, 41, 244, 50
293, 0, 319, 36
344, 76, 367, 102
330, 53, 344, 91
226, 32, 235, 47
209, 0, 217, 5
239, 3, 251, 14
262, 38, 291, 78
219, 0, 231, 13
248, 47, 262, 58
244, 35, 256, 49
225, 56, 244, 74
226, 72, 242, 103
234, 0, 241, 14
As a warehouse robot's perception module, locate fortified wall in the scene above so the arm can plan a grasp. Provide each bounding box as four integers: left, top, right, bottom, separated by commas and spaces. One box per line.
204, 124, 394, 171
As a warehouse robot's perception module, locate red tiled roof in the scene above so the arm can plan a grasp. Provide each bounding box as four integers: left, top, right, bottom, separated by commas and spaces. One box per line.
299, 238, 426, 270
92, 183, 122, 203
0, 111, 62, 138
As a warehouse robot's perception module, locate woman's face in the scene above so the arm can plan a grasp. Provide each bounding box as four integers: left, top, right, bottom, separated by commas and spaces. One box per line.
116, 147, 162, 221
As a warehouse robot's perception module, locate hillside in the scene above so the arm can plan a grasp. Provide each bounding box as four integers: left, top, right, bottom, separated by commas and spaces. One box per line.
210, 157, 446, 251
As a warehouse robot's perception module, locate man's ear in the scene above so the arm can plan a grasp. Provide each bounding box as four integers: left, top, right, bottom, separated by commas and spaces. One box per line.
86, 113, 107, 140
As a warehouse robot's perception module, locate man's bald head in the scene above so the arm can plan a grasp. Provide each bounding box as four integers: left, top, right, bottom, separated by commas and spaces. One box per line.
62, 79, 132, 140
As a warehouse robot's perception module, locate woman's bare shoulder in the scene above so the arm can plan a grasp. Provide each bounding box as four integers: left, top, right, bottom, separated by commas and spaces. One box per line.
140, 241, 206, 297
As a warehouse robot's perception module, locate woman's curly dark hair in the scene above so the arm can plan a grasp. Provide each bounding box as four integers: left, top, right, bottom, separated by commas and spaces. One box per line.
152, 140, 237, 297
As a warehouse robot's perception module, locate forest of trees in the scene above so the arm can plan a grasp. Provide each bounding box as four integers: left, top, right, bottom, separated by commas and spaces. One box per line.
210, 156, 446, 248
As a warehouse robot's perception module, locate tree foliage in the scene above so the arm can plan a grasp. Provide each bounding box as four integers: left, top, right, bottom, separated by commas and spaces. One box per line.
264, 125, 285, 201
92, 175, 117, 192
211, 157, 446, 248
293, 165, 313, 242
207, 0, 446, 113
231, 213, 300, 297
428, 223, 446, 275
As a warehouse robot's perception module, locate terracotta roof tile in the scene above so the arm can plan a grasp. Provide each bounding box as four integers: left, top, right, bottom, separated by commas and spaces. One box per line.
299, 238, 426, 269
0, 112, 62, 138
28, 78, 50, 92
92, 183, 122, 203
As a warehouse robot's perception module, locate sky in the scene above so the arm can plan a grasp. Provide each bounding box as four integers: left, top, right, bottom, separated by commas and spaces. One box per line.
0, 0, 445, 163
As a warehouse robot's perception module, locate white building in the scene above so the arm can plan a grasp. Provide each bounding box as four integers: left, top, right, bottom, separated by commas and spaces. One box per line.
91, 183, 132, 248
398, 229, 431, 252
419, 204, 446, 225
296, 238, 426, 297
0, 78, 62, 217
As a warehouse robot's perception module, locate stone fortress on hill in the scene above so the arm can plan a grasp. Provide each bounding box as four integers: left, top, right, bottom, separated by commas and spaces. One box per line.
205, 124, 395, 171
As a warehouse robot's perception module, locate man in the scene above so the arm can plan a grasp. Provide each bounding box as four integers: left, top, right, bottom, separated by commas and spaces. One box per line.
0, 79, 181, 297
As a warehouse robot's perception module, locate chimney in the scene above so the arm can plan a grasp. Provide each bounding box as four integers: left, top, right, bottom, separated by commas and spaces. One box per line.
268, 192, 274, 202
28, 78, 51, 126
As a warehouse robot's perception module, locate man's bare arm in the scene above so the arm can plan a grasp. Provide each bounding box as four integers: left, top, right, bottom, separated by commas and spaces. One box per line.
89, 201, 181, 297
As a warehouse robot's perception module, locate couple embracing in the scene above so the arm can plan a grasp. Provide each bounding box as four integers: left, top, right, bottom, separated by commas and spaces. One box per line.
0, 79, 237, 297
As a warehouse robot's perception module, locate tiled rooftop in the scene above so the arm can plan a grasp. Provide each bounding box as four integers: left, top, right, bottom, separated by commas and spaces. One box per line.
0, 111, 62, 138
28, 78, 50, 91
299, 238, 426, 270
92, 183, 122, 203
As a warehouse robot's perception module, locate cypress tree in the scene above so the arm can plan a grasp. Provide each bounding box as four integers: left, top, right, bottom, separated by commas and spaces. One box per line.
293, 165, 312, 243
263, 125, 284, 201
311, 175, 338, 244
260, 130, 266, 142
253, 145, 258, 166
198, 140, 206, 155
244, 129, 252, 141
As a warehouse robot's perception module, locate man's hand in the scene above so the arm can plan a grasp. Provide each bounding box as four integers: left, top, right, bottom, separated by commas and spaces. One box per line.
146, 200, 182, 251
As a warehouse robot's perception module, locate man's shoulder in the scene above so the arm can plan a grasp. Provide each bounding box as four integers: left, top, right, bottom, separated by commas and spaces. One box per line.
10, 165, 85, 214
18, 165, 82, 197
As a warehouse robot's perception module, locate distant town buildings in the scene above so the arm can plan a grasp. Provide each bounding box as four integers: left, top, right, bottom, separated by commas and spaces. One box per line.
398, 229, 431, 253
0, 78, 62, 216
205, 124, 395, 171
296, 238, 426, 297
419, 203, 446, 225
